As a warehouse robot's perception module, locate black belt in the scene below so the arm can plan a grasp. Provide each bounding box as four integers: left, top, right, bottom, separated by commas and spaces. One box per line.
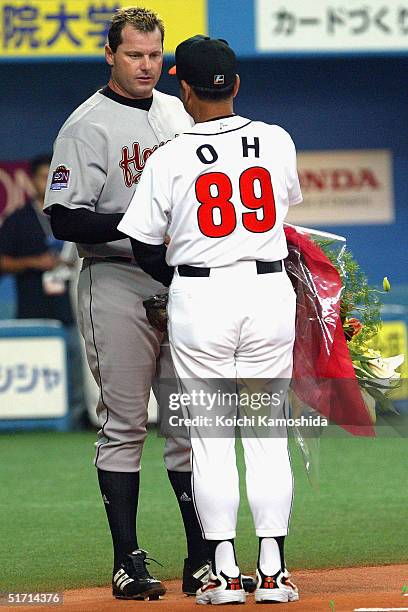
178, 260, 282, 277
99, 256, 133, 264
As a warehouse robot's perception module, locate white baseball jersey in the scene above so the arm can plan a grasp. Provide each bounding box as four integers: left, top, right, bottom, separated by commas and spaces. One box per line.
119, 113, 303, 546
44, 88, 192, 259
119, 115, 302, 267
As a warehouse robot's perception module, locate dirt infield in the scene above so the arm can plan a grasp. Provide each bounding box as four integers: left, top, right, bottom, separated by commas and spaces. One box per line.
13, 564, 408, 612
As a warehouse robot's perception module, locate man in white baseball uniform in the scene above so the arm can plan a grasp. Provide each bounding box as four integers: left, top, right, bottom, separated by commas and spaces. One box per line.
119, 35, 302, 605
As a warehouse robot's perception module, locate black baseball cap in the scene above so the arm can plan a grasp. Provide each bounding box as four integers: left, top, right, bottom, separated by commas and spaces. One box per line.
168, 35, 236, 90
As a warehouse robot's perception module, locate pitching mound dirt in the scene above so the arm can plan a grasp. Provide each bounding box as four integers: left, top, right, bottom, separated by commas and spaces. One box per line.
14, 564, 408, 611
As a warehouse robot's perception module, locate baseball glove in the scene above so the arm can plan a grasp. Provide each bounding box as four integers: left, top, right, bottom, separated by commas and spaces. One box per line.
143, 293, 168, 332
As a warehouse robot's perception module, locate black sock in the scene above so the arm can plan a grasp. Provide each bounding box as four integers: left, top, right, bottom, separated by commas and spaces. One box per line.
167, 470, 209, 566
207, 539, 237, 575
97, 469, 140, 573
258, 536, 286, 573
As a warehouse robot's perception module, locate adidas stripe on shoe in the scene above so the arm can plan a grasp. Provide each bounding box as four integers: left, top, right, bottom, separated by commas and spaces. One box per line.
182, 558, 256, 596
112, 549, 166, 601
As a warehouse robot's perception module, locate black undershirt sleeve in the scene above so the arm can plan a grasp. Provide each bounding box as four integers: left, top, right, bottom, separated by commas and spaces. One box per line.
130, 238, 174, 287
49, 206, 174, 286
49, 204, 127, 244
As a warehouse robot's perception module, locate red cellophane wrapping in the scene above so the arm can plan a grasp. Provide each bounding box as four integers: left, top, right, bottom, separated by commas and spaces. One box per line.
284, 226, 375, 437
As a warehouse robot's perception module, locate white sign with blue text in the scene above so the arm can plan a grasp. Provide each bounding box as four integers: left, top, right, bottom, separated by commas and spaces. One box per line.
0, 337, 68, 419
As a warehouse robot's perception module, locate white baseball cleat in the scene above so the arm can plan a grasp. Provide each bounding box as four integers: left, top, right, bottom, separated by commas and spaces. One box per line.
254, 568, 299, 603
196, 570, 246, 605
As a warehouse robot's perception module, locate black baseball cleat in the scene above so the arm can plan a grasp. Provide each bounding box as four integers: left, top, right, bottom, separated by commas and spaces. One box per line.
182, 558, 257, 595
182, 558, 211, 595
112, 549, 166, 600
242, 572, 257, 594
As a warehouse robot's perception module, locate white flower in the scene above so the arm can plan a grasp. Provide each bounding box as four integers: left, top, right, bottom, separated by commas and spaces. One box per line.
367, 354, 404, 380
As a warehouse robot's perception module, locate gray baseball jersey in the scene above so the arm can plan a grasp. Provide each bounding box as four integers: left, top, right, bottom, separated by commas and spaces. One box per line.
44, 88, 192, 258
44, 87, 193, 473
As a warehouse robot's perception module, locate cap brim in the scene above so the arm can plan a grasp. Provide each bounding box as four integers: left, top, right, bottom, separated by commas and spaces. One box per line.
168, 65, 177, 75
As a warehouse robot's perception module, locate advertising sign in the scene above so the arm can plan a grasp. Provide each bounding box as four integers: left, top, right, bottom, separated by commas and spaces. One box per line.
286, 149, 394, 226
0, 0, 207, 59
0, 161, 32, 221
256, 0, 408, 53
0, 335, 68, 419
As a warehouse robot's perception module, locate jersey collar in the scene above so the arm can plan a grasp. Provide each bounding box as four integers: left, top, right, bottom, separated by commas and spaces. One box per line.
99, 85, 153, 110
186, 115, 251, 136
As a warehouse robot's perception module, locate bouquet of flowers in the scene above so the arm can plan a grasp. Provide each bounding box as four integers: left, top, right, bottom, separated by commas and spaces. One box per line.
284, 224, 404, 430
316, 239, 404, 424
285, 225, 404, 490
284, 224, 405, 488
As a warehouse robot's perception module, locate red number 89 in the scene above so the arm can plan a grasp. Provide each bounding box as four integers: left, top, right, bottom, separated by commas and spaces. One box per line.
195, 167, 276, 238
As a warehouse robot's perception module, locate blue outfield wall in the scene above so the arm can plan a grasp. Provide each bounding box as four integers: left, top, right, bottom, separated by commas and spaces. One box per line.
0, 55, 407, 298
234, 56, 408, 289
208, 0, 256, 57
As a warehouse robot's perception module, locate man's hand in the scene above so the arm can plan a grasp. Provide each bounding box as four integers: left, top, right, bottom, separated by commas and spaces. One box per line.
0, 252, 60, 274
32, 252, 60, 271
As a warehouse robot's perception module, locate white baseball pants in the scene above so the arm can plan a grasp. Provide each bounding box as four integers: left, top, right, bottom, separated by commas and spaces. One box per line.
168, 261, 296, 540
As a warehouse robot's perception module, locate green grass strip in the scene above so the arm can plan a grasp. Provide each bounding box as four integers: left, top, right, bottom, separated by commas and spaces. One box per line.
0, 429, 406, 591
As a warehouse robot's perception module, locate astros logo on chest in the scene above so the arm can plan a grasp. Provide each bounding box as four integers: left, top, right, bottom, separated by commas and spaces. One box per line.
119, 141, 168, 187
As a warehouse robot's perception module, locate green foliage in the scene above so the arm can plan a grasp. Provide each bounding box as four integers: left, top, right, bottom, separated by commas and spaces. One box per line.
315, 239, 382, 349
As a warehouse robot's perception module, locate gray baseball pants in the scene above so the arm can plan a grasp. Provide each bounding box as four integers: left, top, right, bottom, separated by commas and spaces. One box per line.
77, 258, 190, 472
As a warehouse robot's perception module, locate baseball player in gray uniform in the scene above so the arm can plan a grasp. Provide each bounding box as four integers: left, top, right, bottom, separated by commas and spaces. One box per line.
119, 35, 302, 605
43, 7, 213, 601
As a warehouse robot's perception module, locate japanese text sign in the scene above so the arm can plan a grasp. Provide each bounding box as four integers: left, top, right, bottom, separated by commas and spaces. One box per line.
0, 0, 207, 59
256, 0, 408, 53
0, 336, 68, 418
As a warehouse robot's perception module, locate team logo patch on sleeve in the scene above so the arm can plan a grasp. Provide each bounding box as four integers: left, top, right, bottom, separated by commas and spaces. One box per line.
50, 165, 70, 190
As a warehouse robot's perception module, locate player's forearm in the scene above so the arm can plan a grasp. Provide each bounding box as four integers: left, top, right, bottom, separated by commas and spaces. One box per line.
0, 255, 41, 273
130, 238, 174, 287
49, 205, 127, 244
